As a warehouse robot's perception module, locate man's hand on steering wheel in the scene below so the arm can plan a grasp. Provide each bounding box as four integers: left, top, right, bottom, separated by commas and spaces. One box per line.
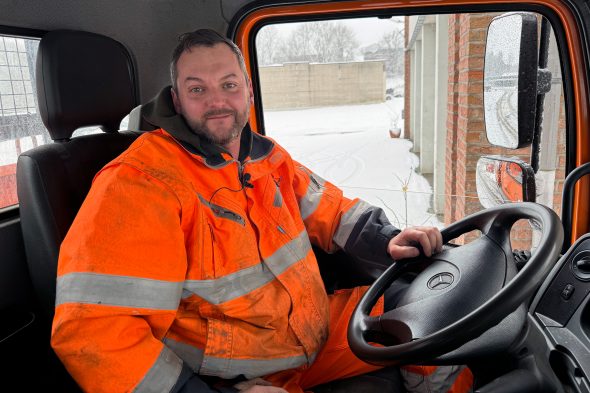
387, 226, 443, 260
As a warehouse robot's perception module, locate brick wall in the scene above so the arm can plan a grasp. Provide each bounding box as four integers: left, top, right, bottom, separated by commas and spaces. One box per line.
446, 14, 536, 247
445, 14, 462, 230
259, 61, 385, 110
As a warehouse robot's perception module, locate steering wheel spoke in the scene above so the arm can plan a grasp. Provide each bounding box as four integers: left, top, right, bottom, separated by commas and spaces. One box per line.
379, 308, 424, 343
361, 315, 383, 333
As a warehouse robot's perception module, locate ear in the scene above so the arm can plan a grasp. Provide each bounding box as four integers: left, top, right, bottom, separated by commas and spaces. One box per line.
248, 79, 254, 105
171, 87, 182, 113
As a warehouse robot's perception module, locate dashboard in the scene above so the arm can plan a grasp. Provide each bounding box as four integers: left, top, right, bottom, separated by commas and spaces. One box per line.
531, 233, 590, 392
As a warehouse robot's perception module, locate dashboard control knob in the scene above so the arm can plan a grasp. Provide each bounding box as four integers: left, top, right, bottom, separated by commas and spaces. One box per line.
575, 256, 590, 273
572, 251, 590, 281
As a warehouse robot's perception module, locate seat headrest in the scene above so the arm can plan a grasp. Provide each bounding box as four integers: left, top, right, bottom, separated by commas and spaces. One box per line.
36, 30, 138, 141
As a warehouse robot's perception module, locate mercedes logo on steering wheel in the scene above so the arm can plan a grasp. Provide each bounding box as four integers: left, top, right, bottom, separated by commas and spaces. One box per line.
427, 272, 455, 290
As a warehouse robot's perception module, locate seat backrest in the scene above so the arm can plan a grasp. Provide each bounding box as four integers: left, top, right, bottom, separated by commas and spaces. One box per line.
17, 30, 140, 318
127, 104, 158, 132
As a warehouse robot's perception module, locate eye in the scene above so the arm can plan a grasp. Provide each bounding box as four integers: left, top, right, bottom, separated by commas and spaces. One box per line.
223, 82, 238, 89
189, 86, 204, 94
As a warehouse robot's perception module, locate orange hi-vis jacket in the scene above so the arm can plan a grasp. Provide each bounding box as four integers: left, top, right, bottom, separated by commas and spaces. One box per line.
52, 104, 400, 391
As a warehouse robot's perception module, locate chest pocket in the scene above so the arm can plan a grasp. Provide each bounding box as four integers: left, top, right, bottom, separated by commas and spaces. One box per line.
261, 175, 299, 234
197, 195, 258, 280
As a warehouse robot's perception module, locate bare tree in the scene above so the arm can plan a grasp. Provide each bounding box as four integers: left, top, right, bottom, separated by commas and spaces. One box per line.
256, 25, 283, 65
379, 30, 404, 52
312, 22, 358, 63
377, 26, 405, 77
278, 21, 359, 63
278, 23, 315, 62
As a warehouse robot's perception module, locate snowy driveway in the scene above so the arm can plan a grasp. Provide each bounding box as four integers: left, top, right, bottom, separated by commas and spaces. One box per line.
264, 99, 443, 228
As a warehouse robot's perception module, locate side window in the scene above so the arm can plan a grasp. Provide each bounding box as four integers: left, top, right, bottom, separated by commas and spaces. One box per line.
0, 35, 48, 209
254, 12, 566, 249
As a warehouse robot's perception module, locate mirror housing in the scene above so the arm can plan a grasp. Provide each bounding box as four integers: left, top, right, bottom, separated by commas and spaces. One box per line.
476, 155, 536, 208
483, 12, 540, 149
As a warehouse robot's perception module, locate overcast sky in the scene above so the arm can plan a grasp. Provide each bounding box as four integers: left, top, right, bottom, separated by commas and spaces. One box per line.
270, 16, 404, 48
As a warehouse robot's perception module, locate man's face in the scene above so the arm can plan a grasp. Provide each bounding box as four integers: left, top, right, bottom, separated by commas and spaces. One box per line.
171, 43, 253, 146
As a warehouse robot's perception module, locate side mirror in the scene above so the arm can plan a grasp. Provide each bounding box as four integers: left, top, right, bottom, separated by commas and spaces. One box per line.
476, 155, 536, 208
484, 12, 547, 149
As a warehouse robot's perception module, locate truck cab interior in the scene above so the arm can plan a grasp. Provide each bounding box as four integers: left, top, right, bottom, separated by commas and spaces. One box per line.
1, 1, 590, 392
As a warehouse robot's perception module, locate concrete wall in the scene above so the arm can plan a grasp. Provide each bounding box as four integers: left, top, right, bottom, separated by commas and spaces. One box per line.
259, 61, 385, 110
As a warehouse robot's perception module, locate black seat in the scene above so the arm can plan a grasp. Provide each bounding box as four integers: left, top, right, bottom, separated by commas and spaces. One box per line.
17, 29, 140, 321
16, 29, 141, 391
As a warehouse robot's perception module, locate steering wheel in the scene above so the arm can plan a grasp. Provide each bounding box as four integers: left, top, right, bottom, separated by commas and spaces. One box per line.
348, 202, 562, 365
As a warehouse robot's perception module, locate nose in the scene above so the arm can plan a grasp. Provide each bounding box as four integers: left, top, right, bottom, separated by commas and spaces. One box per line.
206, 87, 226, 108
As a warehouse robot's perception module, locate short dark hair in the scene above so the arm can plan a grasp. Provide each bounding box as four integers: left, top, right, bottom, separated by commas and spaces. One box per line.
170, 29, 249, 90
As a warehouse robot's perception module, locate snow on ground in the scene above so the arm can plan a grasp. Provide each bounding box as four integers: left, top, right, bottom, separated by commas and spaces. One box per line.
264, 98, 443, 229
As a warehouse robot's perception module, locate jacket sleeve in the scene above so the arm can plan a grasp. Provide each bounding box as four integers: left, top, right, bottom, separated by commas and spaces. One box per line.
52, 163, 190, 393
292, 162, 400, 266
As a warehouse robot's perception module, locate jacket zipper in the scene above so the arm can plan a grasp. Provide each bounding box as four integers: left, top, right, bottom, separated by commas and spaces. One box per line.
236, 160, 251, 192
237, 161, 245, 188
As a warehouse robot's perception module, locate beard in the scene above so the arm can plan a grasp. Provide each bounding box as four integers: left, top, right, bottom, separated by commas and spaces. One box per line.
184, 106, 249, 146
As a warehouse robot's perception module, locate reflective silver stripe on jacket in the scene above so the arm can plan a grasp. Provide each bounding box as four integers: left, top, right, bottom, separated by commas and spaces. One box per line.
164, 338, 204, 373
401, 365, 471, 393
183, 230, 312, 304
264, 230, 311, 276
200, 353, 310, 379
299, 169, 326, 220
134, 345, 183, 393
163, 339, 314, 379
332, 200, 372, 248
56, 272, 183, 310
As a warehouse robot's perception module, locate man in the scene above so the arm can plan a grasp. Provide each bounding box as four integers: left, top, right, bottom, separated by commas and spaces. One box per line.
52, 29, 472, 392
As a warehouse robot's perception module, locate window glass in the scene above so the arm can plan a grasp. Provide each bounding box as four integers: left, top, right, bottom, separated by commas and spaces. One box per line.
255, 12, 566, 250
0, 36, 48, 209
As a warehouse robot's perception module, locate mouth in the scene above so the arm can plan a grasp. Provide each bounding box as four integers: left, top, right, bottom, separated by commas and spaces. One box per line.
206, 114, 232, 120
205, 110, 235, 121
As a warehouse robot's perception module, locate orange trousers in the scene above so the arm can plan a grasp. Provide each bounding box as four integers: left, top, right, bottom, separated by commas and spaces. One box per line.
264, 287, 473, 393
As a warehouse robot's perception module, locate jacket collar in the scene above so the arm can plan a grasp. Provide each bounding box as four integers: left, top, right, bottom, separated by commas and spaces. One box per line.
142, 86, 273, 167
